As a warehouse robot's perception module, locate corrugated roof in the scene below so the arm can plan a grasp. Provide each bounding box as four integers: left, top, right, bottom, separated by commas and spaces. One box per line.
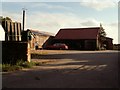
55, 27, 100, 40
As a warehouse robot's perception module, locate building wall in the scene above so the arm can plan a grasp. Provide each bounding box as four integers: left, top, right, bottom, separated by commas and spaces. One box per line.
42, 36, 55, 49
30, 35, 36, 49
2, 41, 31, 64
30, 34, 50, 49
84, 40, 96, 50
38, 35, 49, 48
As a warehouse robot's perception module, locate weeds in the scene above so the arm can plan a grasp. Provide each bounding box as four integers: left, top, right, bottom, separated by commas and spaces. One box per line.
2, 60, 40, 72
2, 64, 22, 72
34, 61, 48, 66
16, 60, 35, 68
2, 59, 52, 72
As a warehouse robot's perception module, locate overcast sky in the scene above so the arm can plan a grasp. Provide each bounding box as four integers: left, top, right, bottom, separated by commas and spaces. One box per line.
1, 0, 119, 44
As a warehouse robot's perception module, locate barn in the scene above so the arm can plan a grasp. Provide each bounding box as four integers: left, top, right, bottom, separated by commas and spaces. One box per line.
53, 27, 113, 50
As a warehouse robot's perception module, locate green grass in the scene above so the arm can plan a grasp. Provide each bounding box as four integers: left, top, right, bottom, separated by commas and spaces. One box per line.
16, 60, 35, 68
2, 64, 22, 72
2, 60, 43, 72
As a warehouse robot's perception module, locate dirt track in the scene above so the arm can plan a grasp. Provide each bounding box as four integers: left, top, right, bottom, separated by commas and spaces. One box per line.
2, 50, 119, 88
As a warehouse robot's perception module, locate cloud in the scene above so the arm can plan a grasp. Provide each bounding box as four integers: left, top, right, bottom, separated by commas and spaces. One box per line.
2, 10, 118, 43
26, 12, 119, 44
80, 19, 99, 26
110, 22, 118, 27
80, 0, 117, 11
30, 3, 70, 10
25, 12, 101, 33
103, 22, 118, 44
16, 2, 70, 11
2, 0, 119, 2
25, 12, 82, 33
2, 11, 22, 22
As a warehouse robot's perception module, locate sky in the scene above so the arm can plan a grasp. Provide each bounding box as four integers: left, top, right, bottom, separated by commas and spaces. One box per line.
0, 0, 119, 44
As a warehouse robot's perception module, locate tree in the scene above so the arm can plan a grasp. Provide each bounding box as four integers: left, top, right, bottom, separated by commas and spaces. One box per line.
99, 23, 107, 49
99, 23, 106, 37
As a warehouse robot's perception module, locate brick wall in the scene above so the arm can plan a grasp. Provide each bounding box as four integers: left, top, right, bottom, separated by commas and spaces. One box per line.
2, 41, 31, 64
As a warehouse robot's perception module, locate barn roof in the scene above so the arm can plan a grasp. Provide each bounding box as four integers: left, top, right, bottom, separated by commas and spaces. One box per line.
55, 27, 100, 40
